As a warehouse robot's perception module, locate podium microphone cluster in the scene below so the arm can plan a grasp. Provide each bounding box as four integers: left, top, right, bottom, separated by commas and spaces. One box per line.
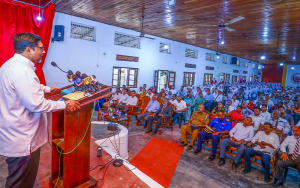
51, 61, 68, 73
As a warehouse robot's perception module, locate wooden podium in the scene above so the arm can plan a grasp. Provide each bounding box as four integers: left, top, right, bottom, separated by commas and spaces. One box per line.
45, 85, 112, 188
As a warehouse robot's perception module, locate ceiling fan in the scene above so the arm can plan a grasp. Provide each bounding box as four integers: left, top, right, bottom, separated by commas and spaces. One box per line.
135, 12, 155, 40
194, 16, 245, 32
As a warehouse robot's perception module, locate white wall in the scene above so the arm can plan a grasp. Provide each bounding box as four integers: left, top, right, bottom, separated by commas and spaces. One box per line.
285, 65, 300, 88
44, 13, 263, 89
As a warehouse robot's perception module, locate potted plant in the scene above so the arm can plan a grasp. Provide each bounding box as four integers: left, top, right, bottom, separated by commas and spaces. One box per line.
107, 107, 115, 116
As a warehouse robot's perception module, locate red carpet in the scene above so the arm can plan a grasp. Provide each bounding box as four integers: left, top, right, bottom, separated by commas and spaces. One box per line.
130, 138, 184, 188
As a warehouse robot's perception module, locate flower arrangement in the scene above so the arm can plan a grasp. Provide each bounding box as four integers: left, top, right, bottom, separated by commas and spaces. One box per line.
107, 107, 116, 113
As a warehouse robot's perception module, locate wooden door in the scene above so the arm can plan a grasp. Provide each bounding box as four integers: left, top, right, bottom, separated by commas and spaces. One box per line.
168, 71, 176, 89
153, 70, 159, 93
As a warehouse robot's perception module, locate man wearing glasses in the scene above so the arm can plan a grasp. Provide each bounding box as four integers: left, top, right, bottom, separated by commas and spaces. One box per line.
0, 32, 80, 188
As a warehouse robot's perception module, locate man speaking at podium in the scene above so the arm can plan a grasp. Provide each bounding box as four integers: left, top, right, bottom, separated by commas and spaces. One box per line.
0, 32, 80, 188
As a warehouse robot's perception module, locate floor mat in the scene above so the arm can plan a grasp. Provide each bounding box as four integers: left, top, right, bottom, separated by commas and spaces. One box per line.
130, 138, 184, 188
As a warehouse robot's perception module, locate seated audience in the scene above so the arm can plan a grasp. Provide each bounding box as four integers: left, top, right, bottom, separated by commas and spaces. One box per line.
137, 86, 143, 94
180, 105, 209, 150
110, 89, 129, 108
194, 111, 231, 161
273, 126, 300, 187
269, 110, 291, 135
231, 95, 240, 108
243, 122, 280, 182
279, 106, 295, 127
176, 86, 186, 98
247, 99, 256, 111
218, 117, 254, 171
158, 92, 167, 103
146, 89, 154, 98
146, 98, 173, 135
185, 94, 195, 122
163, 84, 169, 94
103, 88, 121, 108
227, 106, 244, 129
171, 96, 187, 128
116, 90, 138, 113
210, 102, 226, 119
242, 102, 254, 117
249, 107, 265, 131
157, 88, 165, 98
137, 95, 160, 126
204, 89, 214, 111
169, 94, 177, 106
193, 93, 205, 112
140, 88, 147, 98
260, 104, 271, 121
224, 100, 236, 114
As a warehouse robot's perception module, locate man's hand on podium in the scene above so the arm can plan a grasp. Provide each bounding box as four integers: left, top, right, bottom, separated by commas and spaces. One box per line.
50, 87, 60, 92
66, 100, 81, 112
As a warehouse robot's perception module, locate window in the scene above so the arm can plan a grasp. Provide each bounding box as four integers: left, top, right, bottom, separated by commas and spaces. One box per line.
243, 62, 248, 67
236, 59, 240, 66
159, 43, 171, 54
252, 64, 255, 69
183, 72, 195, 86
222, 57, 227, 64
185, 48, 198, 59
71, 22, 95, 41
114, 32, 140, 49
258, 65, 262, 69
112, 67, 138, 88
203, 73, 213, 85
206, 53, 214, 61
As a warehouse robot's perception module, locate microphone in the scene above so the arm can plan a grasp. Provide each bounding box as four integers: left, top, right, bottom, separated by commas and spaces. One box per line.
51, 61, 68, 73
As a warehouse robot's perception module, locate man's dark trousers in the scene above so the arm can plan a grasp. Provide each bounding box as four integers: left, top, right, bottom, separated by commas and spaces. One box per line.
244, 148, 271, 178
147, 115, 162, 132
196, 131, 220, 155
5, 148, 41, 188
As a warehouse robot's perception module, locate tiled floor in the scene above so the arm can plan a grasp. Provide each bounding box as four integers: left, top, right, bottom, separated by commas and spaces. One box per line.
0, 112, 299, 188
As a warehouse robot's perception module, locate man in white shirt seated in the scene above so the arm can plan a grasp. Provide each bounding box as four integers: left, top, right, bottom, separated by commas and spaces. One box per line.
137, 95, 160, 126
163, 84, 169, 94
171, 96, 187, 128
110, 89, 129, 108
273, 126, 300, 187
103, 87, 121, 108
218, 117, 254, 171
265, 95, 274, 108
169, 94, 177, 106
243, 122, 280, 182
116, 90, 138, 113
146, 89, 154, 98
231, 95, 240, 108
224, 100, 236, 113
249, 107, 265, 131
269, 110, 291, 135
137, 86, 143, 94
0, 32, 80, 188
260, 104, 271, 121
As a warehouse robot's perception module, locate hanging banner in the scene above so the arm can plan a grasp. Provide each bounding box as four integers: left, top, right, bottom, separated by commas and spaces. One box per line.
116, 55, 139, 62
291, 73, 300, 84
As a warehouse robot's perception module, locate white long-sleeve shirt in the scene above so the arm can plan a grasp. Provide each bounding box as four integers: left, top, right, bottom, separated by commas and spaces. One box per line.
229, 123, 254, 142
125, 96, 138, 106
269, 118, 291, 135
252, 131, 280, 157
118, 93, 129, 104
280, 135, 300, 155
0, 54, 66, 157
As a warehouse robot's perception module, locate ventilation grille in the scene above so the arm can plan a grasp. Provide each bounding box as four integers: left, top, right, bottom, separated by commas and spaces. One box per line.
114, 32, 140, 49
71, 22, 95, 41
159, 43, 171, 54
185, 48, 197, 58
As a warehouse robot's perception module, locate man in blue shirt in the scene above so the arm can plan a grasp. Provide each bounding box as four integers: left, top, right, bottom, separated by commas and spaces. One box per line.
242, 102, 254, 117
204, 89, 214, 111
194, 111, 231, 161
176, 86, 186, 99
137, 95, 160, 126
